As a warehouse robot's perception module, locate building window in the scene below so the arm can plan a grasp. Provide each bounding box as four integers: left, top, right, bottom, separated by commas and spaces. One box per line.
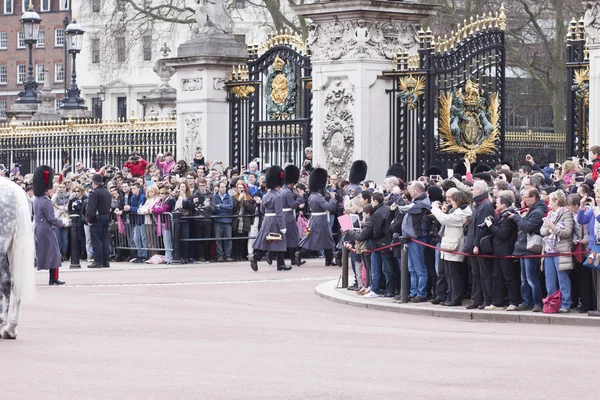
17, 64, 25, 83
91, 38, 100, 63
0, 65, 6, 84
55, 29, 64, 47
4, 0, 13, 15
117, 96, 127, 120
54, 62, 64, 82
142, 35, 152, 61
0, 32, 7, 49
17, 31, 24, 49
235, 0, 245, 9
36, 64, 44, 82
92, 0, 100, 12
0, 100, 6, 119
92, 97, 102, 119
41, 0, 50, 12
59, 0, 68, 10
55, 98, 63, 110
117, 37, 126, 62
36, 30, 44, 47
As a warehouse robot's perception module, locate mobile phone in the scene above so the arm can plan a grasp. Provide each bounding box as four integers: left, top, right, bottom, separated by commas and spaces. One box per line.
575, 176, 585, 183
430, 175, 441, 181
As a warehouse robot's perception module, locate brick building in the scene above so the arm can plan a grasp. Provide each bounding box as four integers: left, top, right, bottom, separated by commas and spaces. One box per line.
0, 0, 71, 121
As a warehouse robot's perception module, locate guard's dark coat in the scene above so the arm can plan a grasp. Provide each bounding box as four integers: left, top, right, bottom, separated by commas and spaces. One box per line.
299, 193, 337, 251
33, 195, 63, 270
253, 190, 287, 252
280, 185, 304, 248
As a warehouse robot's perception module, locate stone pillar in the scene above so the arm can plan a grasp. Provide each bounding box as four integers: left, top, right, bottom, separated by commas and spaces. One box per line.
294, 0, 437, 180
168, 33, 247, 164
586, 1, 600, 149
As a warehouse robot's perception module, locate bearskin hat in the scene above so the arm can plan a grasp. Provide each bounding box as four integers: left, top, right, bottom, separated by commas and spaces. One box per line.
424, 166, 443, 177
453, 162, 467, 176
265, 165, 284, 190
309, 168, 328, 192
33, 165, 54, 197
386, 163, 405, 180
349, 160, 368, 184
473, 163, 492, 174
284, 164, 300, 185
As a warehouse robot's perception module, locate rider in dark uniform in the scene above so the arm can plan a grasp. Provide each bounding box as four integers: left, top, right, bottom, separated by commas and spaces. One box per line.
282, 165, 305, 265
249, 166, 292, 272
297, 168, 338, 266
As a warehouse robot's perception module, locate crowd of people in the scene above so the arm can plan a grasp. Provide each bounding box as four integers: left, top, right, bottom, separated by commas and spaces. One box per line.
3, 145, 600, 314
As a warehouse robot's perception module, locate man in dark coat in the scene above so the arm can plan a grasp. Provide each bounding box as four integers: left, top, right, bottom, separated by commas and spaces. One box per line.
463, 180, 495, 309
282, 165, 305, 265
87, 173, 112, 268
249, 166, 291, 272
297, 168, 338, 266
33, 165, 67, 285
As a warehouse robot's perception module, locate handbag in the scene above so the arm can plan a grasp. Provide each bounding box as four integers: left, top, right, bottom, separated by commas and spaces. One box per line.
479, 234, 494, 255
526, 233, 543, 253
117, 214, 125, 235
573, 226, 586, 264
542, 289, 562, 314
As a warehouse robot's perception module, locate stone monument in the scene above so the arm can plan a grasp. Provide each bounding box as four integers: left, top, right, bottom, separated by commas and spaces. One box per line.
138, 43, 177, 118
32, 69, 61, 121
293, 0, 437, 179
168, 0, 247, 163
585, 0, 600, 149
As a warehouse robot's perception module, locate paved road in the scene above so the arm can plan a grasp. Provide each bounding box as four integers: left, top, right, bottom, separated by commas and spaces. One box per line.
3, 260, 600, 399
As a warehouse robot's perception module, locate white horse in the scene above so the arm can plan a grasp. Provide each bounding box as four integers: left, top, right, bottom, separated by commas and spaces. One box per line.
0, 177, 35, 340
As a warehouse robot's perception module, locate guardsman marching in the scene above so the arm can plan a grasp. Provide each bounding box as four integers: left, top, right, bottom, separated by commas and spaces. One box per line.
249, 166, 292, 272
282, 164, 306, 265
296, 168, 338, 266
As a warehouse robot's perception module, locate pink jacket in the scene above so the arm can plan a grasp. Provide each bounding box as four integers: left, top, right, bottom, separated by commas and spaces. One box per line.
156, 157, 175, 176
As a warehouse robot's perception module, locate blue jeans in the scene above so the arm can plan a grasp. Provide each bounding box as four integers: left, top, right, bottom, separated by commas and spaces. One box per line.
544, 256, 571, 309
54, 226, 69, 255
520, 257, 543, 307
370, 251, 395, 294
407, 239, 428, 297
133, 224, 148, 259
370, 252, 382, 294
350, 252, 362, 286
214, 222, 232, 258
161, 225, 173, 262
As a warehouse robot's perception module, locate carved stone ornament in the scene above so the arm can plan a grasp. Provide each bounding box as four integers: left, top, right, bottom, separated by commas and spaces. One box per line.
182, 78, 203, 91
322, 79, 355, 179
194, 0, 234, 35
213, 77, 227, 91
584, 1, 600, 45
307, 19, 419, 62
183, 113, 203, 163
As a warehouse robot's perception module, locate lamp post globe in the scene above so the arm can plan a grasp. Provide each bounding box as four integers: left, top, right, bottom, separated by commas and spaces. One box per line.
16, 3, 42, 104
61, 18, 86, 110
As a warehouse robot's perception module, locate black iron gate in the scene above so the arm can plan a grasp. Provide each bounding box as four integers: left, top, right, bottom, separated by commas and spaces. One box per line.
226, 33, 312, 171
566, 18, 589, 158
385, 7, 506, 179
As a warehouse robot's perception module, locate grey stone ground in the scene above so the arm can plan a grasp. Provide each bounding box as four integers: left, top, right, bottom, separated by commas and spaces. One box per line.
3, 259, 600, 399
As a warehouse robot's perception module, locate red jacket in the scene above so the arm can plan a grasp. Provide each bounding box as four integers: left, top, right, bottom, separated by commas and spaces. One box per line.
123, 159, 148, 177
592, 157, 600, 181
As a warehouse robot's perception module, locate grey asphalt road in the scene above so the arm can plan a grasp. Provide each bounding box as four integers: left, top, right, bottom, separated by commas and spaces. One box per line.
3, 260, 600, 400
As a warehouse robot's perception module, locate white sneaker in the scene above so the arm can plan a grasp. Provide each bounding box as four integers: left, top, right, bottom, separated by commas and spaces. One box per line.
129, 258, 138, 263
506, 305, 517, 311
484, 305, 505, 311
364, 291, 380, 298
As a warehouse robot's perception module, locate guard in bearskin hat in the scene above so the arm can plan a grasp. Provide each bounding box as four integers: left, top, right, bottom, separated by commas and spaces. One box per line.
296, 168, 338, 266
386, 163, 405, 181
249, 166, 291, 272
33, 165, 68, 285
347, 160, 367, 196
281, 164, 306, 265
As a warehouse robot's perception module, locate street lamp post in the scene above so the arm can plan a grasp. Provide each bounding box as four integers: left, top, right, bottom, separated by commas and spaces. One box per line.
61, 18, 86, 110
16, 3, 42, 104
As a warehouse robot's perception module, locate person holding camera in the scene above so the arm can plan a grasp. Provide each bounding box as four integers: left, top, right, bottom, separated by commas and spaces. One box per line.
483, 190, 520, 311
191, 178, 214, 262
156, 152, 175, 176
123, 152, 149, 178
212, 181, 234, 262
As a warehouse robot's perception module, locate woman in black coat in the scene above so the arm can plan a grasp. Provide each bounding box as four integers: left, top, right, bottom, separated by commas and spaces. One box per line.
68, 183, 89, 260
484, 190, 520, 310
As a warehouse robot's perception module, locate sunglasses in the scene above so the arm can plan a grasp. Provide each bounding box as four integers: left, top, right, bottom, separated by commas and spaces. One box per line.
75, 190, 81, 193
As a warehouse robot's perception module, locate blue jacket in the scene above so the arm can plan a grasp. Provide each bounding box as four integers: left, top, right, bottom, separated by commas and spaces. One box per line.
400, 193, 431, 239
577, 206, 600, 249
130, 192, 146, 226
212, 192, 233, 224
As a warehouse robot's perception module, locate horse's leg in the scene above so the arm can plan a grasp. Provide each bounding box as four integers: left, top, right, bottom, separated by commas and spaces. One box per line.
0, 253, 10, 338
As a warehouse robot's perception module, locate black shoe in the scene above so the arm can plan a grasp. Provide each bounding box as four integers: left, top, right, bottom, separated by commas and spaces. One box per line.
88, 262, 103, 268
49, 280, 65, 285
225, 257, 234, 262
69, 265, 82, 269
578, 308, 590, 313
383, 291, 395, 298
277, 264, 292, 271
266, 252, 273, 266
465, 302, 481, 310
103, 264, 110, 268
478, 304, 488, 310
445, 301, 462, 307
249, 256, 258, 272
431, 297, 445, 305
294, 251, 301, 267
114, 257, 124, 262
347, 285, 358, 291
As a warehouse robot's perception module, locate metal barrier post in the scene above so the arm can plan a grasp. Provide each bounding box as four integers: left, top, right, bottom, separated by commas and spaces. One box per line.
400, 243, 409, 303
171, 211, 184, 265
590, 271, 600, 317
341, 246, 349, 288
69, 214, 81, 269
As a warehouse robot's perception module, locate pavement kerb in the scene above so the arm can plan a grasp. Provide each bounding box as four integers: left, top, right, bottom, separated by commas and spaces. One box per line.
315, 279, 600, 327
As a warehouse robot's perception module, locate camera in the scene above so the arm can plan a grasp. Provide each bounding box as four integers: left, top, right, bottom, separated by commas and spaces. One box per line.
14, 163, 22, 169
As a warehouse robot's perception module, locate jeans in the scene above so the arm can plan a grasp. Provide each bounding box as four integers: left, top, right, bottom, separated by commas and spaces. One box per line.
370, 251, 395, 294
133, 224, 148, 259
407, 238, 428, 298
544, 256, 572, 309
83, 224, 93, 259
161, 225, 173, 262
214, 222, 232, 258
520, 257, 543, 307
350, 252, 362, 287
90, 214, 110, 265
53, 226, 69, 255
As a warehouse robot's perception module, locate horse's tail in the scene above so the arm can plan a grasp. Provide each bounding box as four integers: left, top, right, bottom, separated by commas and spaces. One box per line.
8, 187, 35, 300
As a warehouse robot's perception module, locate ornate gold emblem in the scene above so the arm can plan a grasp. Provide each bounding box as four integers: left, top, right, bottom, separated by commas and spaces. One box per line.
572, 67, 589, 106
438, 79, 500, 162
270, 74, 289, 105
231, 85, 256, 99
397, 74, 426, 110
266, 55, 296, 120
